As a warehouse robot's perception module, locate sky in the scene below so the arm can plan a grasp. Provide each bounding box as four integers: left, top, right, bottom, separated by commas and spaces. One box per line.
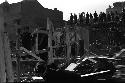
1, 0, 125, 21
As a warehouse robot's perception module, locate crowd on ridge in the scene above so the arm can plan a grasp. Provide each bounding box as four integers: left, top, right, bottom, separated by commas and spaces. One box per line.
69, 8, 125, 26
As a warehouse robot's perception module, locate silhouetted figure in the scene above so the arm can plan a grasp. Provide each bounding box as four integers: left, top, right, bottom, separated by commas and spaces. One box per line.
82, 12, 86, 24
102, 12, 106, 22
90, 13, 93, 19
93, 11, 98, 23
70, 13, 74, 25
78, 13, 80, 24
99, 12, 103, 22
79, 13, 83, 25
107, 12, 111, 22
74, 14, 77, 25
86, 12, 89, 24
90, 13, 93, 24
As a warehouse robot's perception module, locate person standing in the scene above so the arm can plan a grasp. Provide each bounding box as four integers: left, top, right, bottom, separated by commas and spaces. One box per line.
90, 13, 93, 24
79, 13, 83, 25
102, 12, 106, 22
74, 14, 77, 25
99, 12, 103, 22
86, 12, 89, 24
70, 13, 73, 25
93, 11, 98, 23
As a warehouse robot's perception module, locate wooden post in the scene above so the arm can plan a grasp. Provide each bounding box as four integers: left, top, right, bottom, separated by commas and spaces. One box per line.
0, 7, 14, 82
47, 18, 54, 65
36, 28, 38, 52
3, 33, 14, 82
16, 50, 21, 82
74, 27, 79, 57
66, 27, 71, 65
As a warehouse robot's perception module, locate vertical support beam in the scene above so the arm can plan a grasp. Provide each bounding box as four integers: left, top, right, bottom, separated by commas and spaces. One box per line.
74, 26, 80, 57
16, 50, 21, 82
3, 33, 14, 82
66, 28, 71, 65
47, 18, 54, 65
82, 27, 89, 56
75, 28, 79, 57
36, 28, 38, 52
0, 7, 14, 82
0, 7, 14, 83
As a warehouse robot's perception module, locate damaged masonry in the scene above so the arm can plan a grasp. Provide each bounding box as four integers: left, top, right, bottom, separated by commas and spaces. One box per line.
0, 0, 125, 83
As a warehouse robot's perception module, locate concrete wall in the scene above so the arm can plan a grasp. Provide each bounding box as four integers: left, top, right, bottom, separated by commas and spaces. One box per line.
0, 7, 6, 83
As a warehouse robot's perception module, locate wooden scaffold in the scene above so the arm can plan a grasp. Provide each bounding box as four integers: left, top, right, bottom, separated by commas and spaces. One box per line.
14, 17, 90, 82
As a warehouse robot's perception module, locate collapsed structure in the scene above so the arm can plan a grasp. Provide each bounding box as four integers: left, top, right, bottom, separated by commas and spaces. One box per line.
0, 0, 90, 82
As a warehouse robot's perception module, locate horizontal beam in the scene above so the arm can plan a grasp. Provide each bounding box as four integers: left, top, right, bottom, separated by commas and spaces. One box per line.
35, 50, 48, 54
31, 30, 48, 35
52, 45, 66, 48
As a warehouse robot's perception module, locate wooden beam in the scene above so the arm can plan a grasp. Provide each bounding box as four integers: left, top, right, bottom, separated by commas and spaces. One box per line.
47, 18, 54, 65
35, 50, 48, 54
36, 32, 38, 51
52, 45, 66, 48
3, 33, 14, 82
16, 50, 21, 82
20, 47, 45, 62
31, 30, 48, 35
66, 28, 71, 65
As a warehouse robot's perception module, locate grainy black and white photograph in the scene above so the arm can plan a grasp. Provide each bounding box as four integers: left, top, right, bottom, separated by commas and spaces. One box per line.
1, 0, 125, 82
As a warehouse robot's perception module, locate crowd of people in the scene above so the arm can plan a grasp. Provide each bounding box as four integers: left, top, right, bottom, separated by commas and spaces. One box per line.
68, 8, 125, 58
69, 8, 125, 26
